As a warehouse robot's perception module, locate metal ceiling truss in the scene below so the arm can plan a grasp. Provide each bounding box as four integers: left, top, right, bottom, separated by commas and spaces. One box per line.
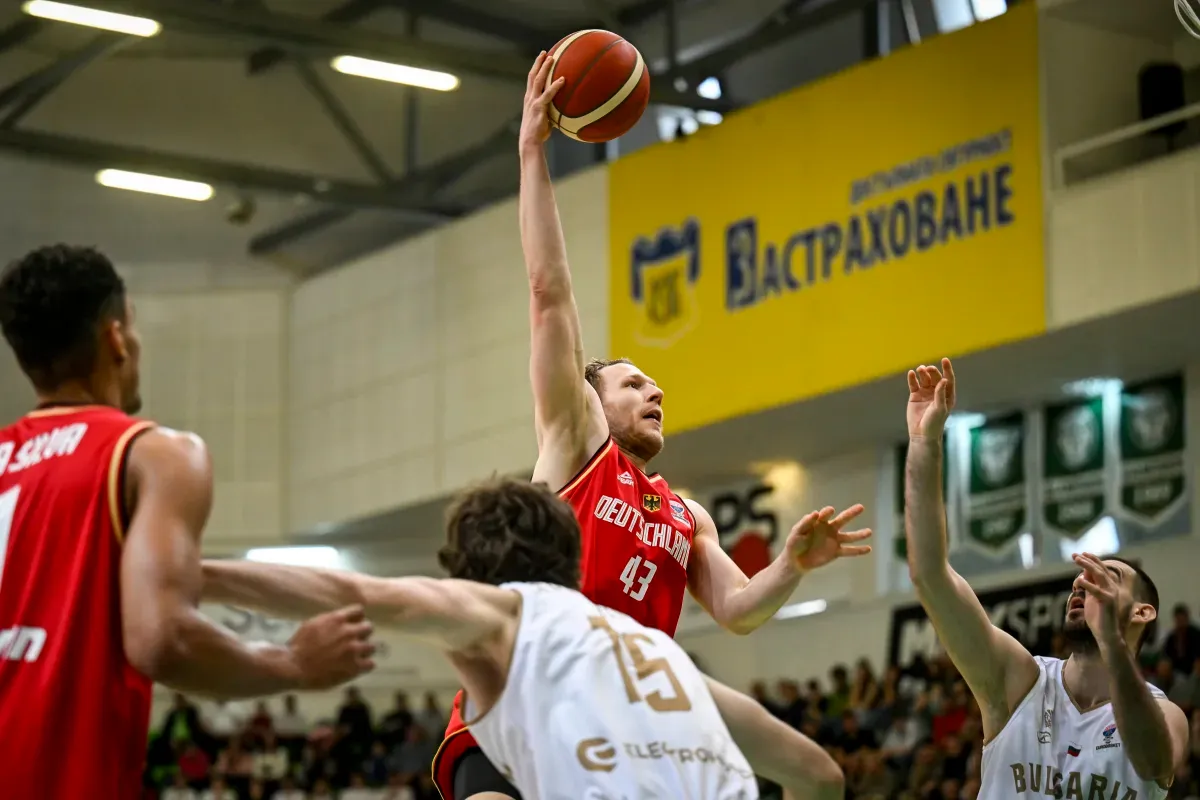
0, 0, 884, 256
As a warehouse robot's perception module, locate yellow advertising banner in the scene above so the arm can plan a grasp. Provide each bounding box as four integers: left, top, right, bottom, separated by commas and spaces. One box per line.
608, 4, 1045, 434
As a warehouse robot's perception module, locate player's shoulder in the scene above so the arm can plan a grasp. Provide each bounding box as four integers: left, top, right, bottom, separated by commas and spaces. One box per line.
126, 427, 210, 475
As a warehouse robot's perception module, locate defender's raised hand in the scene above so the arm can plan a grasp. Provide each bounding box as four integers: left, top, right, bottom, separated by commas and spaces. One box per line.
519, 51, 565, 150
785, 504, 873, 572
286, 604, 377, 690
907, 358, 956, 439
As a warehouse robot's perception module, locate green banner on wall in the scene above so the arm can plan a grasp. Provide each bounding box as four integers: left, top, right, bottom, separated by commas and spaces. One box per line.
1119, 374, 1186, 523
1043, 396, 1106, 537
965, 413, 1027, 550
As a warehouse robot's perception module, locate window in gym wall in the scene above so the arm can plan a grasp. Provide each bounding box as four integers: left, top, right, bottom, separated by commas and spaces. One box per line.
656, 76, 725, 143
931, 0, 1006, 33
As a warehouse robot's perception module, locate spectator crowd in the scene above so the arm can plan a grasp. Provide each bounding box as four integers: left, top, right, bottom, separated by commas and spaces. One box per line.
145, 689, 446, 800
142, 603, 1200, 800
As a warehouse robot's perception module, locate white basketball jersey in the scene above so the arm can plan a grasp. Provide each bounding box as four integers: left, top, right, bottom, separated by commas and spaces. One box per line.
981, 656, 1167, 800
465, 582, 758, 800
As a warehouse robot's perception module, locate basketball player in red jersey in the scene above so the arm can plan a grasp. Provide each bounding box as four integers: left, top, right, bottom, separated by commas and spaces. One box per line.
433, 53, 875, 800
0, 245, 376, 799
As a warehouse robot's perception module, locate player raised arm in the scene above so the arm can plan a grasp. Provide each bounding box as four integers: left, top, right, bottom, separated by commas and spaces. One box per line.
519, 52, 608, 490
120, 429, 375, 698
686, 500, 872, 635
704, 677, 843, 800
202, 560, 516, 653
904, 359, 1037, 738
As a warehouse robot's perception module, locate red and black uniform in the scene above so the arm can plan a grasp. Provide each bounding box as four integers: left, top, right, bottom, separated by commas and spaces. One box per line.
432, 438, 695, 798
0, 405, 155, 799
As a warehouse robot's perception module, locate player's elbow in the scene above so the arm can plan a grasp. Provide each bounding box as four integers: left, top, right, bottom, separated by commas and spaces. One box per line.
800, 752, 845, 800
123, 618, 189, 683
528, 272, 573, 311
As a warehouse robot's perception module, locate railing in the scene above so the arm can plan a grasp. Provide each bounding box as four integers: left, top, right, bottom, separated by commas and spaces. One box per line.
1052, 100, 1200, 189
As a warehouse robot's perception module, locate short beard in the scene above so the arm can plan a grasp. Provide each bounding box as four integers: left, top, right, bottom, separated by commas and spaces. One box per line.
610, 425, 663, 464
1062, 618, 1100, 656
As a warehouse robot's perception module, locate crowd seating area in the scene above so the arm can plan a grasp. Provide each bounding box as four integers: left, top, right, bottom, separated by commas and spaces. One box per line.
142, 608, 1200, 800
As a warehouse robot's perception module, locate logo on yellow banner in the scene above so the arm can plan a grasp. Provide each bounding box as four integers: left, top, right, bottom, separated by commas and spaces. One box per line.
629, 219, 701, 347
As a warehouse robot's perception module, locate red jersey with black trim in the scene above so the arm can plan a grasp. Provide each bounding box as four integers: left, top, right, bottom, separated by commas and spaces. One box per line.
0, 405, 156, 800
432, 438, 695, 799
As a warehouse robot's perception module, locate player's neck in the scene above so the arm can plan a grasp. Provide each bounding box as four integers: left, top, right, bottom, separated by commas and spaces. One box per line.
1062, 651, 1113, 709
36, 381, 112, 410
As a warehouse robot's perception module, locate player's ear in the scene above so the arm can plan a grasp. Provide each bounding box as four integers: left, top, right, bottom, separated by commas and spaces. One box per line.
1132, 601, 1157, 628
103, 318, 130, 365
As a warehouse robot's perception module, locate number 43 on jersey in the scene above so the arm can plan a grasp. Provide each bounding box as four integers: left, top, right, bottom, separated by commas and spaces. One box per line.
620, 555, 657, 601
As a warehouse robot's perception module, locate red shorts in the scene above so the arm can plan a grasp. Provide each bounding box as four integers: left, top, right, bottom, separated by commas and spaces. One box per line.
432, 690, 477, 800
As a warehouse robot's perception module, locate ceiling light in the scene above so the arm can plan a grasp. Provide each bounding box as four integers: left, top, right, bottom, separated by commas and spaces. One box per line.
22, 1, 161, 37
245, 546, 344, 569
331, 55, 459, 91
96, 169, 214, 201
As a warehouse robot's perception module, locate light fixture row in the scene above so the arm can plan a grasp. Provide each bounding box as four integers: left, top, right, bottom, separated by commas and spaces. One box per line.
21, 1, 461, 200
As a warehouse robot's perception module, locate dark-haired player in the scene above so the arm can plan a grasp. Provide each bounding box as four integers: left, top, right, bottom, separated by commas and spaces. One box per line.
203, 478, 845, 800
904, 358, 1188, 799
0, 245, 375, 798
434, 50, 875, 800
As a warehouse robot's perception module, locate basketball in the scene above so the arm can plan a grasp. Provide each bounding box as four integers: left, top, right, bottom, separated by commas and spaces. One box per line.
547, 29, 650, 143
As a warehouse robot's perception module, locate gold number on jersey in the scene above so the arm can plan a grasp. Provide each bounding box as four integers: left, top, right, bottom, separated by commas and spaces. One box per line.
589, 616, 692, 712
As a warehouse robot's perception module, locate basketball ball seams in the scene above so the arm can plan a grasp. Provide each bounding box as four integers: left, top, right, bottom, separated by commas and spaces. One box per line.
558, 50, 646, 137
547, 29, 601, 128
545, 28, 649, 143
554, 36, 625, 117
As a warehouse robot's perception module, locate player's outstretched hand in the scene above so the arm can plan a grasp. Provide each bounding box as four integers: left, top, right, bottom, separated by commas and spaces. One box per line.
786, 504, 873, 572
907, 358, 956, 439
287, 604, 377, 690
519, 50, 565, 150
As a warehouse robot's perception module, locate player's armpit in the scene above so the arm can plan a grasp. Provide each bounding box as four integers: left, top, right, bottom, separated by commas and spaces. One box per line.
527, 299, 609, 492
705, 677, 843, 800
121, 430, 372, 697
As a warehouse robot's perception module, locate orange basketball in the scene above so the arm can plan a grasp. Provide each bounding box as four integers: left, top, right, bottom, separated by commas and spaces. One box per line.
547, 29, 650, 143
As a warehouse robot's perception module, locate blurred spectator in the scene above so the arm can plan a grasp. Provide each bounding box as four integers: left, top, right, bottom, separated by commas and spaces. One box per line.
275, 695, 309, 741
363, 740, 391, 786
162, 772, 197, 800
850, 658, 881, 715
214, 734, 255, 795
338, 688, 375, 747
390, 724, 438, 788
1168, 656, 1200, 713
378, 692, 414, 748
837, 710, 878, 753
1152, 657, 1178, 694
202, 700, 250, 747
198, 776, 236, 800
309, 778, 336, 800
416, 693, 447, 737
880, 712, 920, 769
775, 680, 805, 728
931, 682, 969, 744
162, 694, 204, 750
177, 742, 212, 789
271, 775, 305, 800
804, 679, 827, 717
343, 772, 384, 800
381, 773, 417, 800
252, 732, 290, 782
247, 779, 268, 800
248, 701, 275, 743
851, 749, 897, 800
1163, 604, 1200, 675
826, 665, 851, 717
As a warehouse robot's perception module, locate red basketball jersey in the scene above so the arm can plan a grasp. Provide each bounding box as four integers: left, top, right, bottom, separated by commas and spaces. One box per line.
0, 405, 156, 799
559, 438, 695, 636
